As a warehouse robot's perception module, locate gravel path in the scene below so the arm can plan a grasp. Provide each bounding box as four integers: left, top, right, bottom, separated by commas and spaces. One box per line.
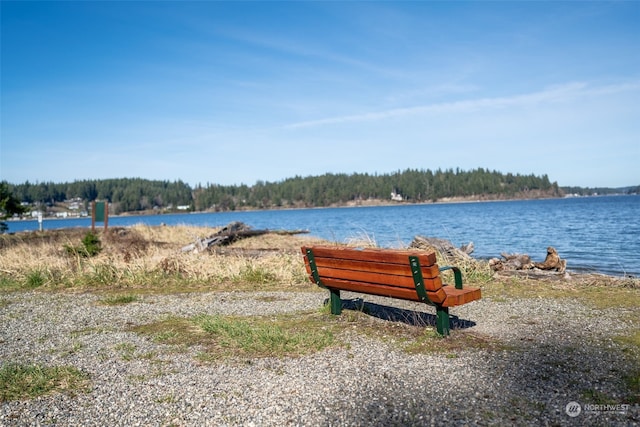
1, 290, 638, 426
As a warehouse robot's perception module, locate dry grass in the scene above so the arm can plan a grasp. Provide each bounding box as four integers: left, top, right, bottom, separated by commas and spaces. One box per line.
0, 225, 324, 293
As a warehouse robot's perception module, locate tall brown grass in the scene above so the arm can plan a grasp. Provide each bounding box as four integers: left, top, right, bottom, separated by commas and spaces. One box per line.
0, 225, 325, 293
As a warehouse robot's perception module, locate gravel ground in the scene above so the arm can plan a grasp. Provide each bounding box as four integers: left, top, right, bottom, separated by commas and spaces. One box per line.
1, 289, 638, 427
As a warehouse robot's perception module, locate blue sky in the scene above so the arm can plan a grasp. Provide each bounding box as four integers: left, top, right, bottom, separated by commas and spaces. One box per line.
1, 1, 639, 188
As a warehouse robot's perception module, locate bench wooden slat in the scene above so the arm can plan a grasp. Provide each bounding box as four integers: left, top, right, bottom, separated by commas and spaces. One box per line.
305, 265, 444, 291
306, 256, 441, 279
427, 287, 448, 304
302, 245, 436, 266
320, 278, 423, 301
442, 287, 482, 307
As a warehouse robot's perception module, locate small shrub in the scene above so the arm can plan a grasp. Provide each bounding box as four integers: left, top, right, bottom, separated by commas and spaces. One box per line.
64, 232, 101, 258
25, 269, 46, 288
81, 232, 102, 256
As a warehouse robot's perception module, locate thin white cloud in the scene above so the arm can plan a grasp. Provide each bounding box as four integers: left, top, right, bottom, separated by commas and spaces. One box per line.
209, 24, 404, 80
283, 81, 640, 130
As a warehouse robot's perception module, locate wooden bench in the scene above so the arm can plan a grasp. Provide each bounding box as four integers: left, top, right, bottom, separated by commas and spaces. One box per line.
301, 245, 481, 336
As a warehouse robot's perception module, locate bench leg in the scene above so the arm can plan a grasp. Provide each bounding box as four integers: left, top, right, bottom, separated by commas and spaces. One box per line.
329, 289, 342, 315
436, 306, 450, 336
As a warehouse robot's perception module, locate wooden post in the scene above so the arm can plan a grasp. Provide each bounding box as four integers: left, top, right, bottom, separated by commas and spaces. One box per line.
104, 201, 108, 231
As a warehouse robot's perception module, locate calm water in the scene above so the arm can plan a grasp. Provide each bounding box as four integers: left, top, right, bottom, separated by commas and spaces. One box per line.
6, 195, 639, 277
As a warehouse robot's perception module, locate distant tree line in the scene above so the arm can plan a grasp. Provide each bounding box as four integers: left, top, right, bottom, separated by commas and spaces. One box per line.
6, 168, 565, 214
193, 168, 561, 210
8, 178, 192, 215
560, 185, 639, 196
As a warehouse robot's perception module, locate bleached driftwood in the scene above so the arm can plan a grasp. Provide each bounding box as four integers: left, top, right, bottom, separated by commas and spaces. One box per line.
409, 236, 474, 261
181, 221, 309, 252
489, 253, 534, 271
489, 246, 566, 273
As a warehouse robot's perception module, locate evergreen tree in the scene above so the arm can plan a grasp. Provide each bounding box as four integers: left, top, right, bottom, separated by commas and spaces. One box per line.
1, 182, 27, 232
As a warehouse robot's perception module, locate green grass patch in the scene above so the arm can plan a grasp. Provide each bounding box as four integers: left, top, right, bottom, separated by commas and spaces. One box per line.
233, 264, 278, 285
0, 362, 90, 402
114, 343, 139, 361
56, 341, 85, 358
254, 295, 288, 303
481, 277, 640, 309
580, 287, 640, 310
131, 312, 338, 361
134, 316, 199, 346
625, 368, 640, 404
402, 328, 512, 355
1, 270, 54, 292
580, 388, 619, 406
195, 314, 332, 357
0, 275, 21, 292
613, 329, 640, 404
613, 329, 640, 353
100, 294, 139, 305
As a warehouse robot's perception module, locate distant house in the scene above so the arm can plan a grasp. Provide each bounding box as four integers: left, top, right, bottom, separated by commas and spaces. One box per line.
390, 191, 403, 201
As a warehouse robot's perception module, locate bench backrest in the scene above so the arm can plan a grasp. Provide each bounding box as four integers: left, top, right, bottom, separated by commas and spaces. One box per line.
301, 245, 447, 304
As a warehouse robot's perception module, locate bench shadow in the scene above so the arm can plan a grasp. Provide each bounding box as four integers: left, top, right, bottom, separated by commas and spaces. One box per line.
330, 298, 477, 331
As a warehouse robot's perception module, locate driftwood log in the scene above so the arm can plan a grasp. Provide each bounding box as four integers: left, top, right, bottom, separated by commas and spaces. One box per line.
489, 246, 567, 273
408, 236, 568, 276
489, 253, 533, 271
181, 221, 309, 253
534, 246, 567, 272
409, 236, 474, 262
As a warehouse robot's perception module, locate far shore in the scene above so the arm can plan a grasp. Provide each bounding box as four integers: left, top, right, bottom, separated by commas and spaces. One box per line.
11, 192, 627, 222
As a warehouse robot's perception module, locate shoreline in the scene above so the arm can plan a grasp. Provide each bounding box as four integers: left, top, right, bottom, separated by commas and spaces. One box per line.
12, 193, 633, 222
11, 194, 639, 222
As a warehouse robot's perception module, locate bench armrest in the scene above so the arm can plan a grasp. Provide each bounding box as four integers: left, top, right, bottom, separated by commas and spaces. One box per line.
439, 266, 463, 289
